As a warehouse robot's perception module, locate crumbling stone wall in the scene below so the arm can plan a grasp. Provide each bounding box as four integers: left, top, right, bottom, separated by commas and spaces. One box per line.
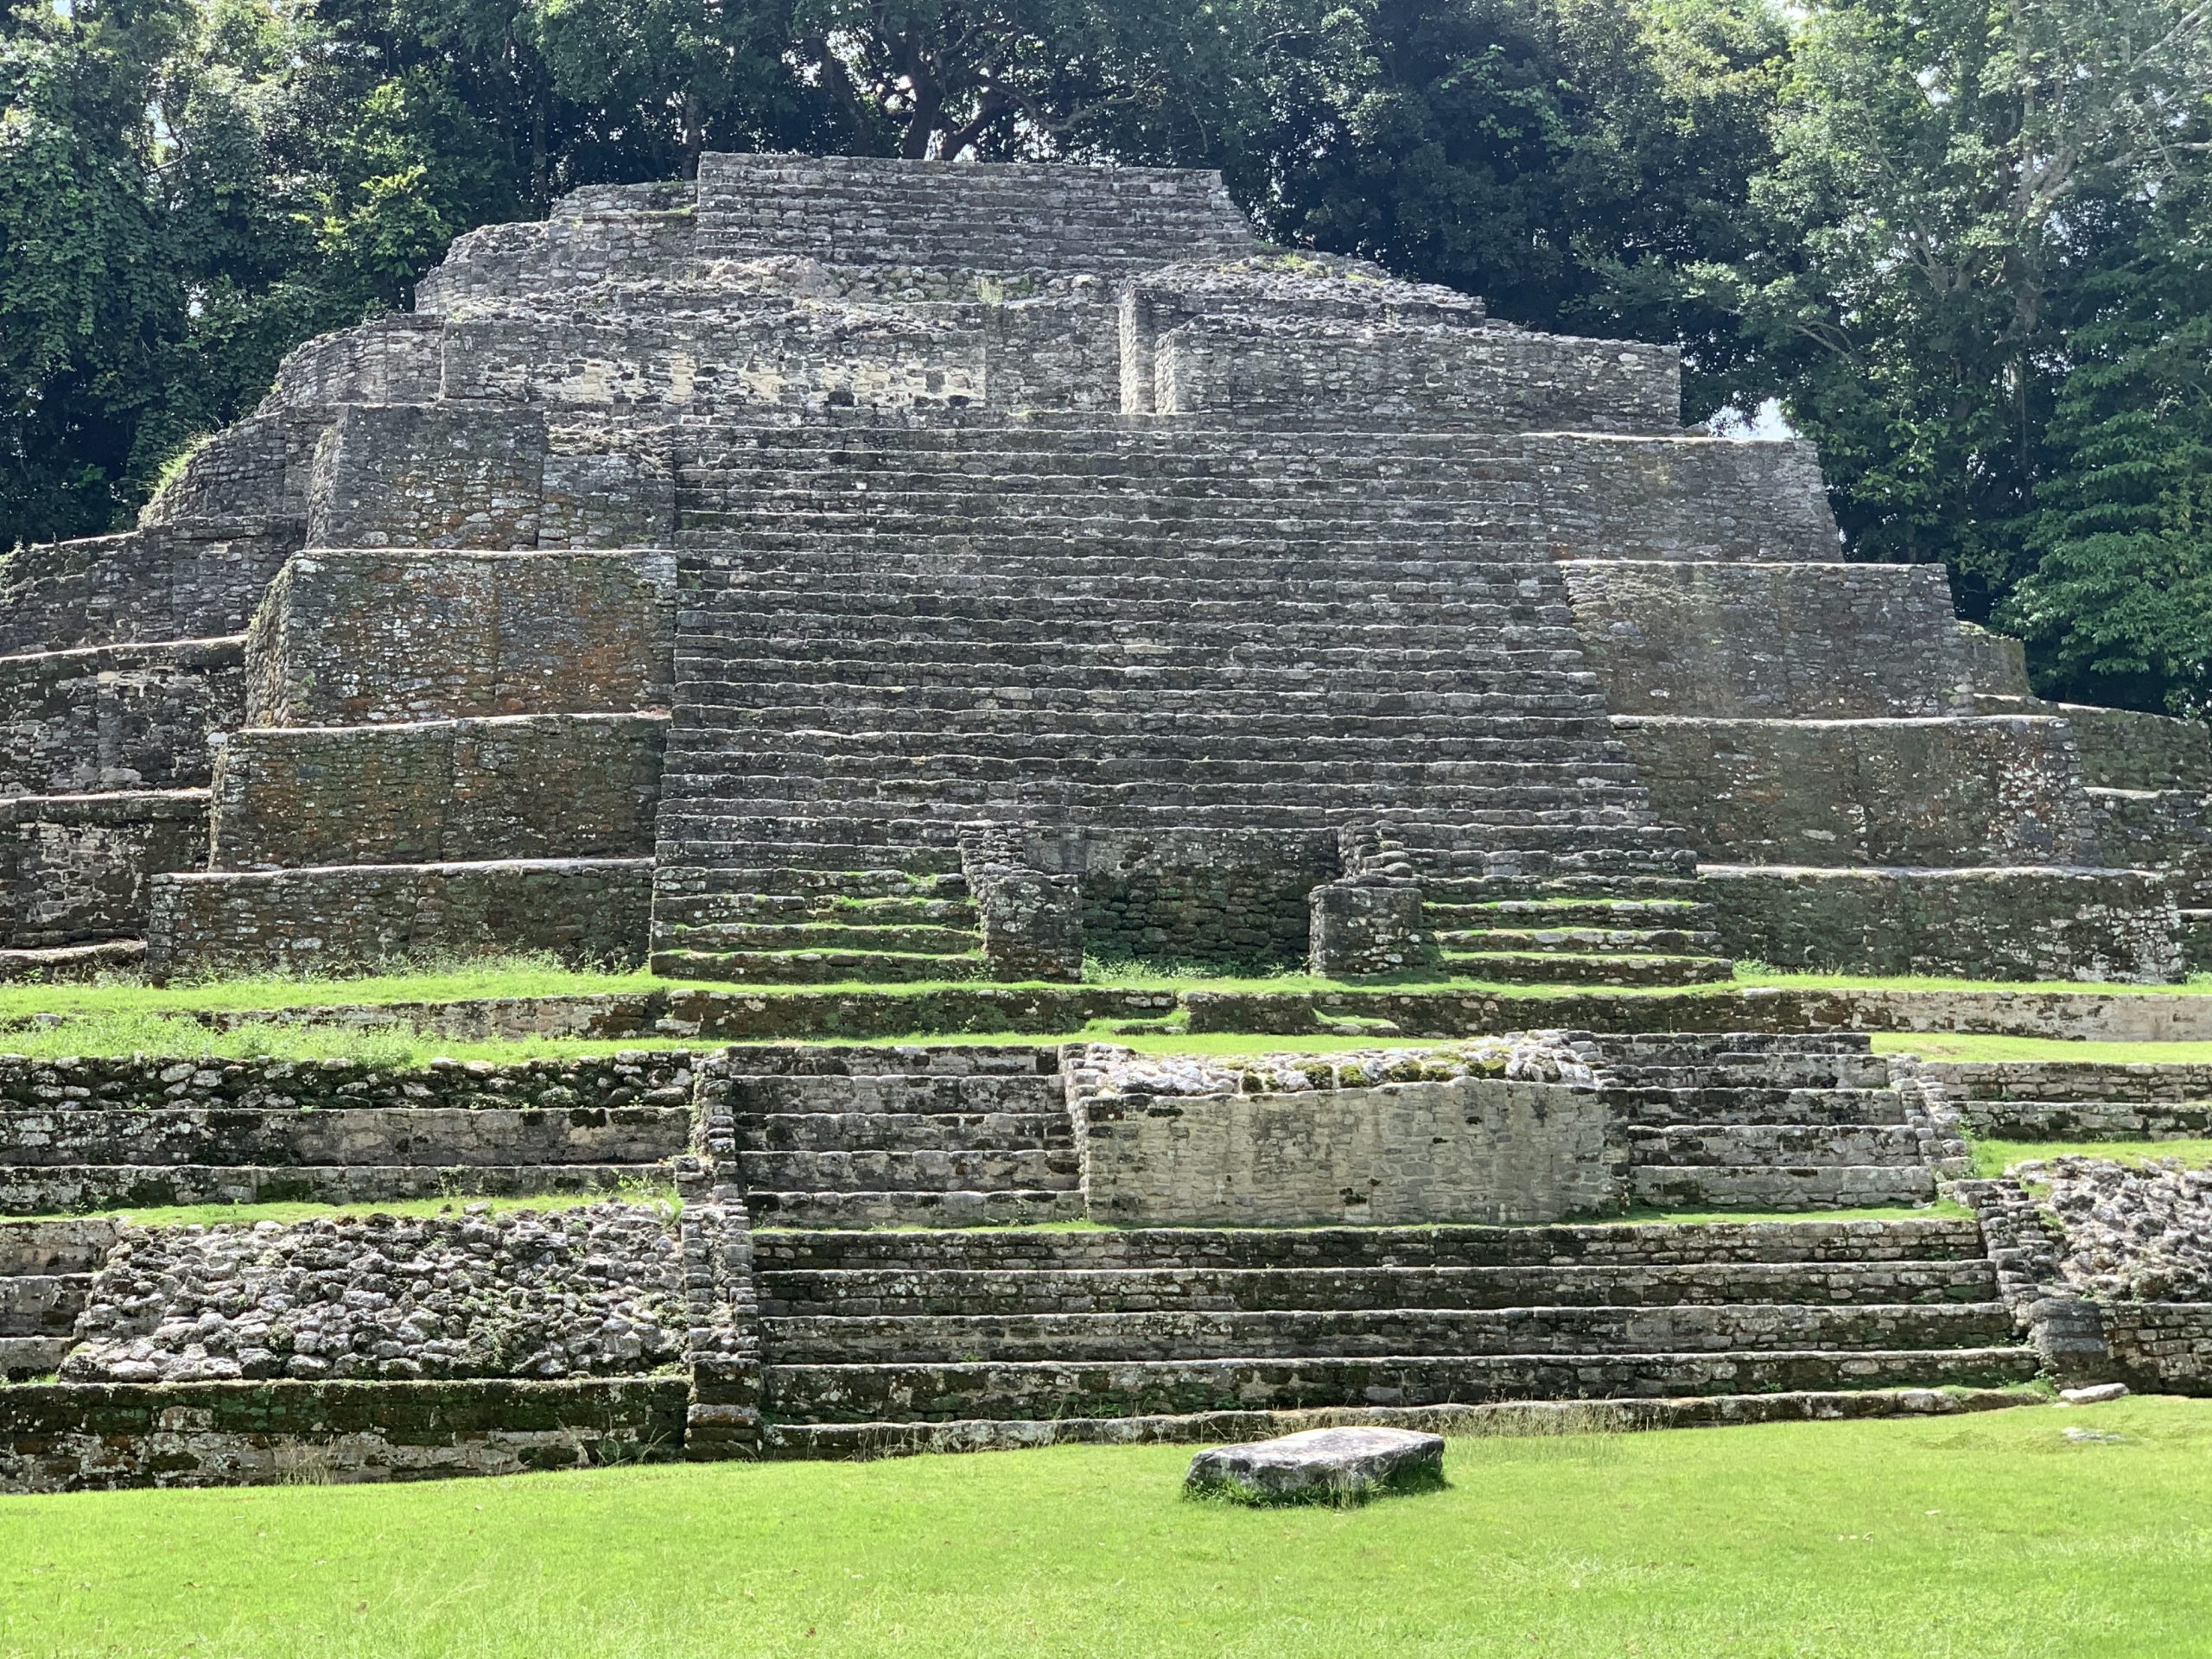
64, 1205, 687, 1382
1701, 866, 2182, 981
1154, 315, 1681, 432
0, 1377, 684, 1492
0, 639, 245, 797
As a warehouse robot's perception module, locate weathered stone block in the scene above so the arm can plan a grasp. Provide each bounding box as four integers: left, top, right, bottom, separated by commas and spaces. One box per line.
1618, 715, 2101, 867
1309, 878, 1436, 977
1185, 1426, 1446, 1504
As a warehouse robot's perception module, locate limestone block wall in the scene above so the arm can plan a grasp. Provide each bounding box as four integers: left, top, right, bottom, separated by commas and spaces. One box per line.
0, 1377, 684, 1492
1029, 828, 1338, 967
261, 313, 444, 409
2101, 1303, 2212, 1391
66, 1207, 687, 1382
1536, 437, 1837, 561
1154, 315, 1681, 433
1618, 715, 2101, 866
2056, 706, 2212, 791
1, 791, 207, 947
0, 639, 245, 796
0, 1051, 696, 1112
208, 714, 666, 868
1701, 866, 2183, 981
246, 551, 670, 726
1077, 1075, 1616, 1225
692, 153, 1257, 272
1901, 1058, 2212, 1138
137, 411, 328, 532
146, 857, 652, 977
442, 304, 987, 412
1564, 563, 1974, 717
417, 207, 697, 311
0, 524, 300, 656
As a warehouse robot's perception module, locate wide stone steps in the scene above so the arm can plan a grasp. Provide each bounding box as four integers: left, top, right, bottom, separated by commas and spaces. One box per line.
662, 754, 1647, 794
1611, 1086, 1910, 1126
1629, 1165, 1938, 1210
747, 1189, 1089, 1229
1437, 927, 1722, 956
758, 1347, 2041, 1423
760, 1301, 2017, 1364
1427, 899, 1716, 929
738, 1147, 1080, 1194
664, 816, 1669, 853
755, 1259, 2003, 1317
702, 893, 979, 927
1443, 951, 1733, 987
672, 922, 983, 954
652, 948, 988, 984
0, 1106, 687, 1168
735, 1112, 1071, 1154
1603, 1057, 1900, 1092
749, 1217, 1993, 1274
1626, 1124, 1925, 1168
670, 702, 1623, 743
715, 1074, 1065, 1114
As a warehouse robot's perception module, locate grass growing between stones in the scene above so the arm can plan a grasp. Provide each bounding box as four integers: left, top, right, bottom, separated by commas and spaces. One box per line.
3, 1397, 2209, 1658
1972, 1138, 2212, 1178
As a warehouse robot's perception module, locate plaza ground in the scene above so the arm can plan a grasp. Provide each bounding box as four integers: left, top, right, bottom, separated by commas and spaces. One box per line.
1, 1395, 2206, 1658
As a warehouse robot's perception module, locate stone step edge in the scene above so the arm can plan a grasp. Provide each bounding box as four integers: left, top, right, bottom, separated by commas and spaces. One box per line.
753, 1382, 2042, 1458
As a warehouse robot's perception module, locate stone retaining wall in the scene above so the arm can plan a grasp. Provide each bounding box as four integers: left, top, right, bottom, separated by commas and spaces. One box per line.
145, 857, 654, 978
0, 1377, 684, 1491
209, 715, 666, 868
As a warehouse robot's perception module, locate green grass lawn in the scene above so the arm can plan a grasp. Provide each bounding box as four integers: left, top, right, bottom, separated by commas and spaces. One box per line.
2, 1398, 2208, 1658
1874, 1032, 2212, 1065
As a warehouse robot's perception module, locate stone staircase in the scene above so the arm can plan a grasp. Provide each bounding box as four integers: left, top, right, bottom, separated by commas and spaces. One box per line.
698, 1046, 1082, 1226
747, 1215, 2035, 1444
0, 1056, 692, 1215
1595, 1033, 1948, 1210
0, 1219, 114, 1379
656, 419, 1730, 982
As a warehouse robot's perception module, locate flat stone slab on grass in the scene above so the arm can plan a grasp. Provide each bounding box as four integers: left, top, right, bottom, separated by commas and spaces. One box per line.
1185, 1426, 1446, 1505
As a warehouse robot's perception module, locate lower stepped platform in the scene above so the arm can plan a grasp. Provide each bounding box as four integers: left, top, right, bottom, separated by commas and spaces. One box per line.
1593, 1033, 1944, 1210
1375, 835, 1735, 987
702, 1045, 1082, 1227
0, 1220, 115, 1378
652, 863, 985, 983
747, 1217, 2036, 1435
0, 1104, 688, 1217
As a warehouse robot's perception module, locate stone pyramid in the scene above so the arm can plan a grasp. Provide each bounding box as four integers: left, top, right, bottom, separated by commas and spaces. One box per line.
3, 154, 2202, 985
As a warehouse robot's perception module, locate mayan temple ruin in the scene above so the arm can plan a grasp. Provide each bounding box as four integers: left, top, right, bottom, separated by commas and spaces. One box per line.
2, 157, 2209, 1491
6, 151, 2209, 990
